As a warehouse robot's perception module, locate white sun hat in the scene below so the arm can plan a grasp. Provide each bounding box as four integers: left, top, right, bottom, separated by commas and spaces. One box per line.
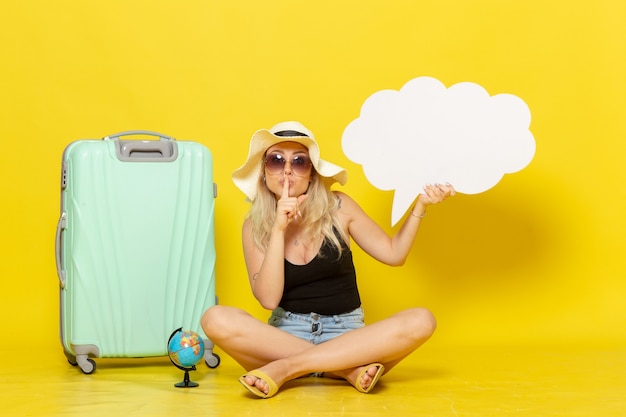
232, 121, 347, 201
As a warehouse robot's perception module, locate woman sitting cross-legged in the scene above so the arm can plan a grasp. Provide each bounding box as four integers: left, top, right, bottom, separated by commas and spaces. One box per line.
201, 121, 455, 398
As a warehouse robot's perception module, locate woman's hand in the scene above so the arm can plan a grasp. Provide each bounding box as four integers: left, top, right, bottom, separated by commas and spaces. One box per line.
416, 183, 456, 210
274, 174, 308, 231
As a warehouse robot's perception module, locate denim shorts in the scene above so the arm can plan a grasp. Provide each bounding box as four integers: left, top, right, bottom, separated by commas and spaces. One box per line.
268, 306, 365, 344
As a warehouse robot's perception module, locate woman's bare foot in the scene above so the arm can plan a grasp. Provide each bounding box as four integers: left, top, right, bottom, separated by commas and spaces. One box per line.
324, 363, 384, 392
241, 373, 272, 395
239, 359, 296, 397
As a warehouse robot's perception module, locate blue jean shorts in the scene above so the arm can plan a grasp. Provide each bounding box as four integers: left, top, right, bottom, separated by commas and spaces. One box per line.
268, 306, 365, 344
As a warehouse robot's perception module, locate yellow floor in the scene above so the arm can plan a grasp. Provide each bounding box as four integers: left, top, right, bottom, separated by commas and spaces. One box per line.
1, 344, 624, 416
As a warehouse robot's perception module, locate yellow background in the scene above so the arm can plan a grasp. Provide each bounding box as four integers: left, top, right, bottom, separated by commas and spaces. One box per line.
1, 0, 624, 351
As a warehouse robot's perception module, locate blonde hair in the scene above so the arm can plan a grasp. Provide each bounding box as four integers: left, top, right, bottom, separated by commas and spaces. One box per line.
248, 166, 347, 259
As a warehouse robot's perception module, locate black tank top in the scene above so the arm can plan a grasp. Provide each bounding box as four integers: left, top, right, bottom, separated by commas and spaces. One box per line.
279, 236, 361, 315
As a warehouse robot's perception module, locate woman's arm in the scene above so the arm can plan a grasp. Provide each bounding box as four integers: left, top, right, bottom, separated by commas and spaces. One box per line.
339, 184, 455, 266
242, 177, 307, 310
242, 219, 286, 310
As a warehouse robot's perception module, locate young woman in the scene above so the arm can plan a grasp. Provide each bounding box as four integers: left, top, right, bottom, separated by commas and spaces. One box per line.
201, 121, 455, 398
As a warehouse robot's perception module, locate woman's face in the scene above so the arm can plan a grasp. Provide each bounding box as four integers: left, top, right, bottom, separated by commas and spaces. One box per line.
263, 141, 313, 198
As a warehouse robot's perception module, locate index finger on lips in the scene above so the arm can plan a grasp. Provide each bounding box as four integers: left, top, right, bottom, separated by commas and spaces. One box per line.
282, 173, 290, 199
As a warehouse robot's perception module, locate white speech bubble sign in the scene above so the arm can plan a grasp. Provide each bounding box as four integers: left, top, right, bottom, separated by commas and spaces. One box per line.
342, 76, 536, 225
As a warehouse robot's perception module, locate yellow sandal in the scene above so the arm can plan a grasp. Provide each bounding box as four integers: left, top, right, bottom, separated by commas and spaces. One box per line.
355, 363, 384, 393
239, 370, 279, 399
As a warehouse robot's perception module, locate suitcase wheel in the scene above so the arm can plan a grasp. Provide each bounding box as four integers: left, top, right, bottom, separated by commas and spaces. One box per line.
76, 355, 96, 374
202, 338, 220, 369
205, 352, 220, 369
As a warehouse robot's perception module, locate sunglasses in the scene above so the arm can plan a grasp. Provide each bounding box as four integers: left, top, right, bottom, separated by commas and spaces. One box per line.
264, 153, 312, 176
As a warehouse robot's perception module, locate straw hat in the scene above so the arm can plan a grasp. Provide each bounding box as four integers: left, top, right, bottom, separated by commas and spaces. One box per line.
232, 121, 347, 201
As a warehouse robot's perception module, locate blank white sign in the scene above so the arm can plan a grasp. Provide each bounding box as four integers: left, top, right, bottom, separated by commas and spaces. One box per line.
342, 76, 536, 225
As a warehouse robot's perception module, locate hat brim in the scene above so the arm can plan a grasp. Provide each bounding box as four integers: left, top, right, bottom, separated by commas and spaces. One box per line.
232, 129, 347, 201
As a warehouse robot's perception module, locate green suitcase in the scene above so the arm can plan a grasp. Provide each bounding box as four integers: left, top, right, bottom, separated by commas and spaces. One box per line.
55, 131, 219, 374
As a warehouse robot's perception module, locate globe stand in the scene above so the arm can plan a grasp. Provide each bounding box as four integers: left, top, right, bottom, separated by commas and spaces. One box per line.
175, 366, 199, 388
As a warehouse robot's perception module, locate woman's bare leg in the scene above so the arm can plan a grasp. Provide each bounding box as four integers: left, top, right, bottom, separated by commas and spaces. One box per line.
201, 305, 315, 370
228, 307, 437, 395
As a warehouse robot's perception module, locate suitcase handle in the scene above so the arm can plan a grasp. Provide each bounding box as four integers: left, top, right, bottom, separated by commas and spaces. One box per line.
103, 130, 175, 141
104, 131, 179, 162
55, 212, 67, 288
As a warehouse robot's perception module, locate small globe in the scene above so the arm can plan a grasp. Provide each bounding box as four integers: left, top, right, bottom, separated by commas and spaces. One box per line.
167, 329, 205, 369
